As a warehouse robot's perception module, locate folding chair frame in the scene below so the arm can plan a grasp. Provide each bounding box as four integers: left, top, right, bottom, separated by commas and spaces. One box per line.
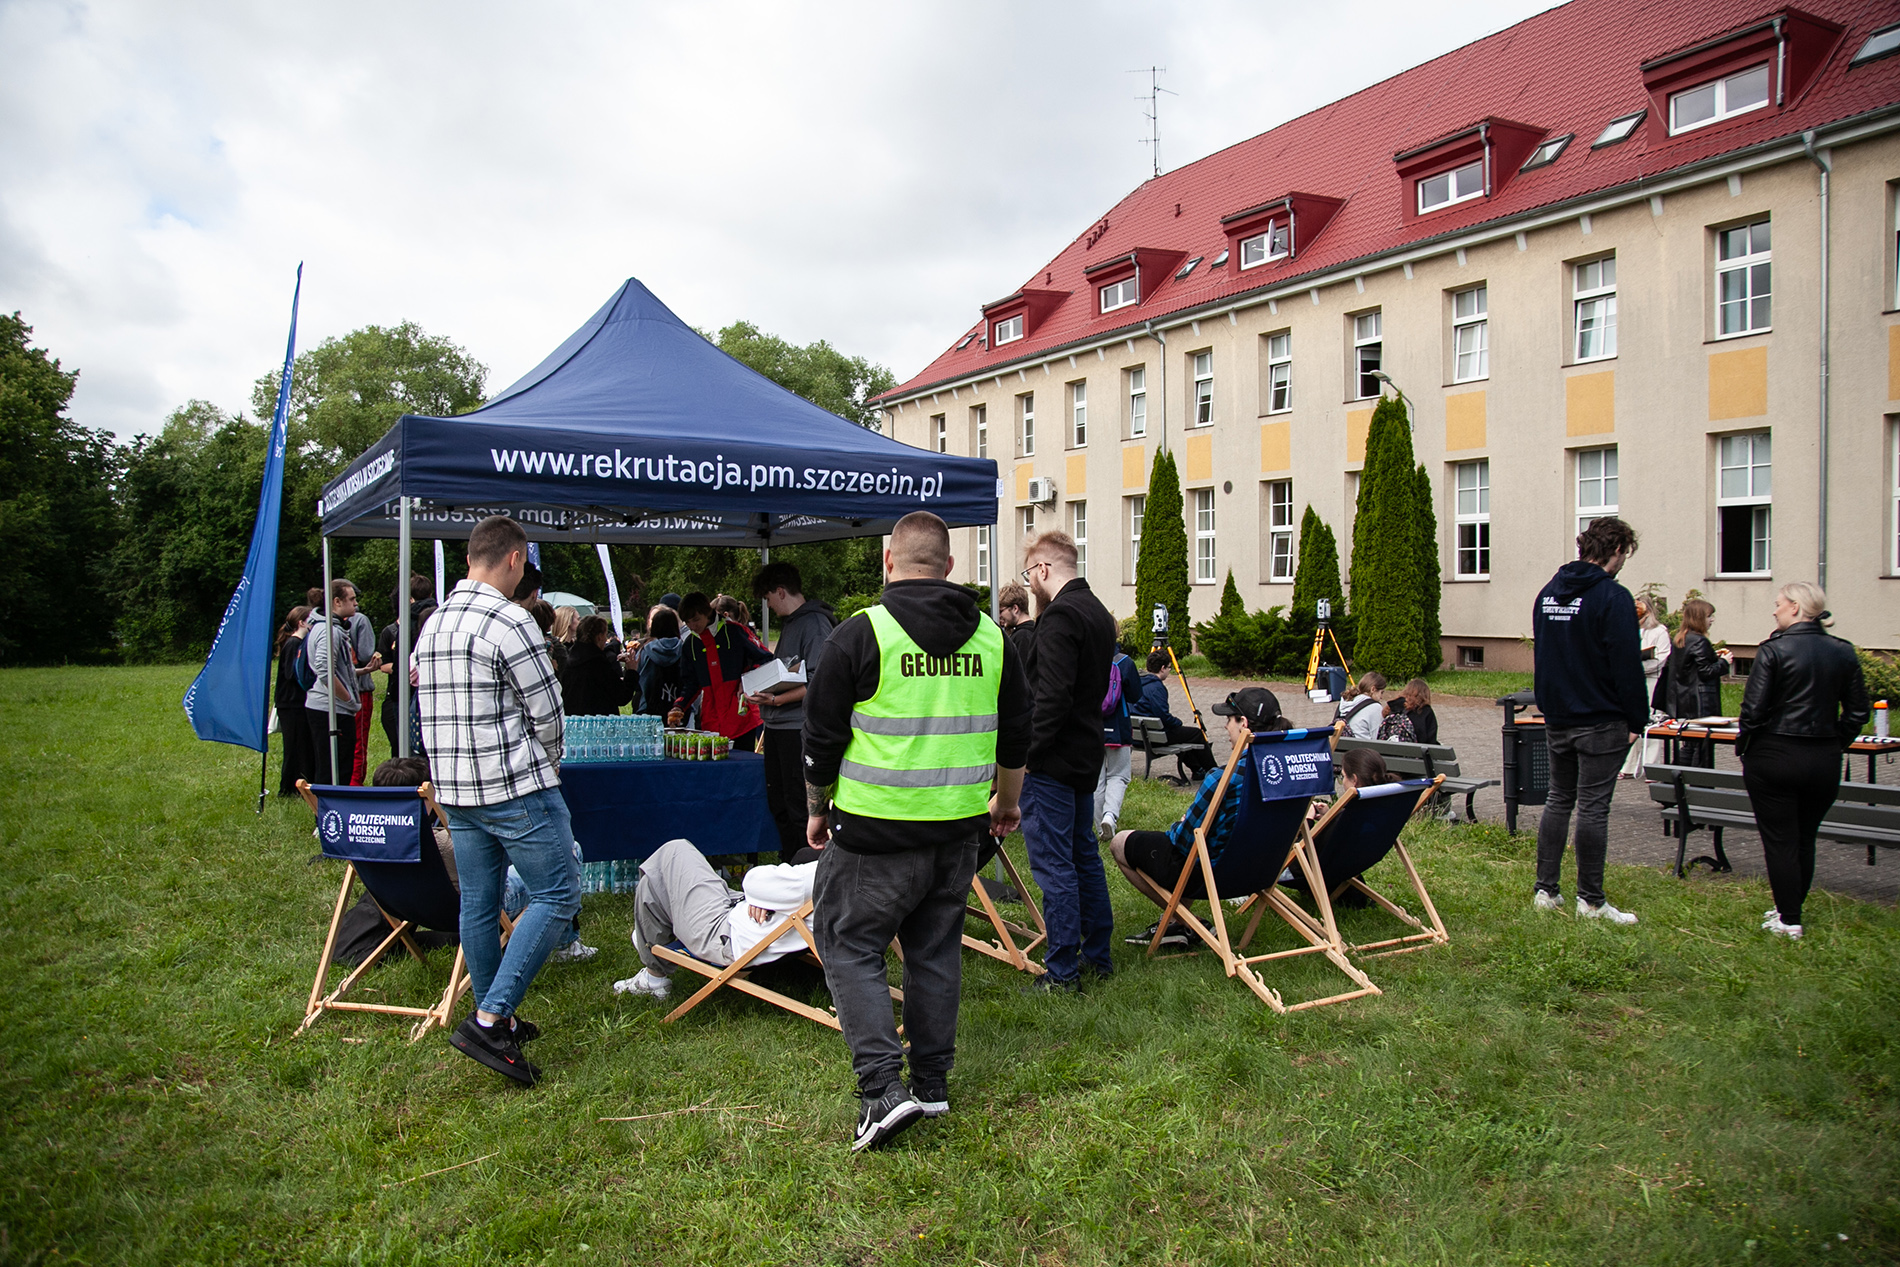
1145, 740, 1380, 1014
1306, 776, 1450, 960
963, 845, 1048, 976
293, 779, 510, 1042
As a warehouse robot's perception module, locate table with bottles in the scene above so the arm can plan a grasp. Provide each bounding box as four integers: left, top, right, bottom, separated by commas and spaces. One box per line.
558, 714, 778, 892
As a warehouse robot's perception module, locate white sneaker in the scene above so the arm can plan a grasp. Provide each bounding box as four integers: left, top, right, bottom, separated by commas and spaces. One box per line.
1763, 912, 1804, 940
1099, 817, 1116, 840
612, 967, 672, 999
1764, 908, 1782, 923
548, 940, 598, 963
1532, 889, 1564, 912
1577, 898, 1638, 925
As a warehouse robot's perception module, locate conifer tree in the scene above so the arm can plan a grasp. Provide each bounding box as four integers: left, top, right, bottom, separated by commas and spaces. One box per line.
1349, 395, 1424, 679
1412, 460, 1442, 673
1192, 570, 1263, 675
1134, 448, 1189, 651
1281, 506, 1350, 676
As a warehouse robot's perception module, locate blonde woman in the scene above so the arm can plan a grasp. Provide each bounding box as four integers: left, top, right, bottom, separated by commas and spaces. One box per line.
550, 605, 579, 647
1334, 671, 1387, 740
1738, 583, 1869, 940
1619, 597, 1672, 778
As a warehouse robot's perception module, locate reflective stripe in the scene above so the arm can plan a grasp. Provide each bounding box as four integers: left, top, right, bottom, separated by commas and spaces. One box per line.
849, 710, 998, 737
839, 759, 997, 789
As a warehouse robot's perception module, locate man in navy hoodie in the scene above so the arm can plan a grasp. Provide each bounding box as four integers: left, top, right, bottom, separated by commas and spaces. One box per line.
1531, 517, 1649, 925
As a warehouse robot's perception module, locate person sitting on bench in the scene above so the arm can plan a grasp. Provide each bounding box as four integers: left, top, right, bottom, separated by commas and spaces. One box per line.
1334, 672, 1388, 740
612, 839, 820, 1000
1111, 687, 1284, 945
1137, 651, 1214, 775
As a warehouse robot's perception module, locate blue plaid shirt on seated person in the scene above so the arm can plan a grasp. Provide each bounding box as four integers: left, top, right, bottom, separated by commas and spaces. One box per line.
1165, 765, 1241, 864
415, 579, 564, 807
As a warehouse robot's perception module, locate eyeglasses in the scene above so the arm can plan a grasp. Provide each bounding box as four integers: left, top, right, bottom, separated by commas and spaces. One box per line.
1019, 560, 1050, 584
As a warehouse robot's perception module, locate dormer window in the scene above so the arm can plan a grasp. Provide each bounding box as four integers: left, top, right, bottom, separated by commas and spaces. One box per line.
1099, 278, 1138, 313
1669, 64, 1769, 134
993, 314, 1024, 345
1592, 110, 1645, 147
1418, 159, 1485, 213
1520, 134, 1572, 172
1239, 222, 1290, 269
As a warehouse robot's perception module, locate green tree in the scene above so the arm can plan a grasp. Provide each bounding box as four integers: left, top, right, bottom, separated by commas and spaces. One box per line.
1134, 449, 1189, 653
1350, 395, 1425, 679
1281, 506, 1351, 677
0, 314, 121, 663
711, 321, 895, 431
1412, 461, 1442, 673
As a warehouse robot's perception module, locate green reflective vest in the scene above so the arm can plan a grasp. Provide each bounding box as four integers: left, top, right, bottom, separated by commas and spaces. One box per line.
834, 603, 1005, 821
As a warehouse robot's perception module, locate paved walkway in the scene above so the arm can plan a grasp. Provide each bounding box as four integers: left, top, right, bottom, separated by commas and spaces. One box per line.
1168, 674, 1899, 907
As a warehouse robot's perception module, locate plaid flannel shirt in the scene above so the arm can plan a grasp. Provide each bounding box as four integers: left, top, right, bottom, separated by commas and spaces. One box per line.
1166, 766, 1240, 864
416, 580, 564, 806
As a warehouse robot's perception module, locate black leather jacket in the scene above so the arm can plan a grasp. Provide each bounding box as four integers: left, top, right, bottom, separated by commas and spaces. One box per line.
1737, 622, 1870, 753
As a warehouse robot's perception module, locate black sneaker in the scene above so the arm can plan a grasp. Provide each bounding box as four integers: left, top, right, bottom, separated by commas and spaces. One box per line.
449, 1014, 540, 1085
852, 1085, 924, 1152
506, 1016, 541, 1044
1023, 972, 1082, 995
911, 1079, 949, 1118
1123, 920, 1190, 948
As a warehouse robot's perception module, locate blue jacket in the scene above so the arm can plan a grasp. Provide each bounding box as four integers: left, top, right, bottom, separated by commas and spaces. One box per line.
1101, 653, 1142, 745
1135, 673, 1180, 729
1531, 561, 1649, 732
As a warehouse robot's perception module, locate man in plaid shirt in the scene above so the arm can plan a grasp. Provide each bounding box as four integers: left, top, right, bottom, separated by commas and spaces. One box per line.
418, 515, 578, 1085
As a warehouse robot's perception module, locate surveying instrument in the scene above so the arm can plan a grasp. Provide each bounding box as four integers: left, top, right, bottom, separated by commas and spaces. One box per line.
1303, 598, 1352, 696
1150, 603, 1207, 732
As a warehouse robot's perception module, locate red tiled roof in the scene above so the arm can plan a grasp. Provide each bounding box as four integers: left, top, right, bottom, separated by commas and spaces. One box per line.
879, 0, 1900, 403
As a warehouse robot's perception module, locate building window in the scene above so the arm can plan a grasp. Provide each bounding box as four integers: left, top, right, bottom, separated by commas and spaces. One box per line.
973, 404, 987, 460
1593, 110, 1645, 148
993, 314, 1024, 345
1452, 285, 1488, 382
1176, 256, 1203, 280
1454, 459, 1490, 579
1193, 488, 1217, 583
1240, 221, 1290, 268
1126, 494, 1145, 583
1520, 134, 1572, 171
1019, 505, 1036, 546
1266, 333, 1292, 414
1128, 367, 1147, 438
1070, 500, 1088, 578
1853, 23, 1900, 67
1717, 432, 1772, 575
1576, 447, 1618, 535
976, 526, 991, 586
1892, 425, 1900, 574
1192, 351, 1213, 426
1574, 257, 1617, 362
1717, 219, 1772, 336
1266, 480, 1294, 582
1070, 382, 1087, 448
1353, 311, 1383, 400
1669, 64, 1770, 135
932, 414, 947, 453
1100, 278, 1138, 312
1018, 393, 1035, 457
1418, 158, 1484, 213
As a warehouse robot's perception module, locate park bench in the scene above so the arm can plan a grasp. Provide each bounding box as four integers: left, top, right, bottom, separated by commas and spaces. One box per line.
1131, 714, 1211, 785
1645, 762, 1900, 878
1333, 736, 1499, 823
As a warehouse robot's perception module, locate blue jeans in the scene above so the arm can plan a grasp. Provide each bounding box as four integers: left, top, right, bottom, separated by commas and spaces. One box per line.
1021, 773, 1114, 981
444, 787, 582, 1018
504, 838, 583, 947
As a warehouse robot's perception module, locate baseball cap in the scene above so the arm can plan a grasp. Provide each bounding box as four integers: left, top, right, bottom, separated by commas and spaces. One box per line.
1211, 687, 1281, 725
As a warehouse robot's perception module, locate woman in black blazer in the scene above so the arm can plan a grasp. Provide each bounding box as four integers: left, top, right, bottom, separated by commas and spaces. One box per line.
1658, 597, 1732, 767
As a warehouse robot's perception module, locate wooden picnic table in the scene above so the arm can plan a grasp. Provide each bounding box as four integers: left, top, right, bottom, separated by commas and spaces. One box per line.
1645, 720, 1900, 783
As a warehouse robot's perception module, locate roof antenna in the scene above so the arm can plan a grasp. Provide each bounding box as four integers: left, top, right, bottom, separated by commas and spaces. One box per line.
1129, 66, 1175, 179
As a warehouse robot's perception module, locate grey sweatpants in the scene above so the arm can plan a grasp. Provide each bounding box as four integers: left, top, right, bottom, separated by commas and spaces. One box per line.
633, 839, 739, 973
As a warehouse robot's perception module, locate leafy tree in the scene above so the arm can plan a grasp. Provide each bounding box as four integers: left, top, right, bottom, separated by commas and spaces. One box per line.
1134, 448, 1189, 652
711, 321, 896, 431
1280, 506, 1352, 676
0, 314, 121, 663
1412, 460, 1442, 673
1350, 395, 1425, 679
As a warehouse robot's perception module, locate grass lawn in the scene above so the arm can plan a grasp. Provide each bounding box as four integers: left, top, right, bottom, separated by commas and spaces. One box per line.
3, 666, 1897, 1266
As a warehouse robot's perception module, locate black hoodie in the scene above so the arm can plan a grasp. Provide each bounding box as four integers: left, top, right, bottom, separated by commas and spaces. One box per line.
802, 579, 1032, 855
1531, 560, 1649, 732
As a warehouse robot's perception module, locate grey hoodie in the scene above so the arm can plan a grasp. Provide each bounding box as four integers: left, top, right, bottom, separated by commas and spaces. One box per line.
761, 598, 836, 729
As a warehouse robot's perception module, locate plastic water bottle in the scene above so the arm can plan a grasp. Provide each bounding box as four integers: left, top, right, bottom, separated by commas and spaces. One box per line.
1877, 700, 1889, 741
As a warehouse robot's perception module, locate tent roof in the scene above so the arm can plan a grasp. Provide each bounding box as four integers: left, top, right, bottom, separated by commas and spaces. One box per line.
318, 278, 999, 544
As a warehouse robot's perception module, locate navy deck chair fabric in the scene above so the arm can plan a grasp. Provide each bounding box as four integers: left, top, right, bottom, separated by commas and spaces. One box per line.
311, 783, 459, 932
1295, 778, 1435, 895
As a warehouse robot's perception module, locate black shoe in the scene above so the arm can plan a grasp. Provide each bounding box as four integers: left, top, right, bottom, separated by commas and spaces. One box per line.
449, 1014, 540, 1085
506, 1015, 540, 1044
1124, 920, 1190, 948
1023, 972, 1082, 995
911, 1079, 949, 1118
852, 1085, 924, 1152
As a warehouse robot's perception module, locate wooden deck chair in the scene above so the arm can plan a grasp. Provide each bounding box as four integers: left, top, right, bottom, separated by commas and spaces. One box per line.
651, 898, 904, 1031
294, 779, 508, 1041
1295, 777, 1449, 959
963, 842, 1047, 976
1146, 727, 1380, 1014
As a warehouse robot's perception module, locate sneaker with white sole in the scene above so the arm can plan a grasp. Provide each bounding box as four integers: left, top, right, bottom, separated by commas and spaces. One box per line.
1100, 817, 1116, 841
548, 940, 598, 964
911, 1079, 949, 1118
1532, 889, 1564, 912
612, 967, 673, 1000
1763, 912, 1804, 939
852, 1085, 924, 1152
1577, 898, 1638, 924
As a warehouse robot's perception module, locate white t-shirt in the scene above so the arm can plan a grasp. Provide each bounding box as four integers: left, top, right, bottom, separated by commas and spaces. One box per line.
725, 860, 819, 965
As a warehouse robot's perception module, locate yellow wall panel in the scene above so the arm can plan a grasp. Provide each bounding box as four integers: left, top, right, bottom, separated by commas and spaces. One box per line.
1014, 463, 1032, 501
1565, 371, 1615, 436
1889, 325, 1900, 402
1445, 391, 1487, 451
1346, 409, 1373, 465
1708, 346, 1768, 420
1184, 433, 1213, 483
1122, 444, 1147, 489
1066, 454, 1088, 497
1260, 421, 1291, 473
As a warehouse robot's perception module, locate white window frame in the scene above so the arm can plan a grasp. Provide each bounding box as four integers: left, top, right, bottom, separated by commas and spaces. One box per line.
993, 314, 1024, 345
1717, 219, 1772, 337
1019, 393, 1035, 457
1126, 494, 1145, 583
1353, 311, 1383, 401
1266, 333, 1292, 414
1100, 278, 1138, 313
1454, 459, 1491, 580
1019, 505, 1036, 547
1576, 446, 1619, 536
1070, 381, 1087, 448
974, 404, 987, 460
1239, 221, 1290, 269
1669, 64, 1770, 136
1128, 367, 1147, 438
1418, 159, 1484, 213
1192, 351, 1214, 426
932, 414, 947, 454
1266, 480, 1294, 582
1070, 500, 1088, 578
1573, 257, 1618, 362
1717, 432, 1772, 576
1452, 285, 1489, 383
1892, 423, 1900, 575
976, 526, 991, 586
1593, 110, 1645, 148
1193, 487, 1217, 583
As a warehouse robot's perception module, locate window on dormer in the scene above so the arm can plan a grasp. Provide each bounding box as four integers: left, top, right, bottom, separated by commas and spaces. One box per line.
1240, 221, 1290, 269
993, 314, 1024, 345
1593, 110, 1645, 148
1100, 278, 1138, 313
1418, 159, 1484, 213
1669, 64, 1769, 134
1520, 135, 1572, 172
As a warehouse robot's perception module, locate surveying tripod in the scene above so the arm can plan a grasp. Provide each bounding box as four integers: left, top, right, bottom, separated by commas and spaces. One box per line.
1303, 602, 1352, 694
1149, 604, 1206, 733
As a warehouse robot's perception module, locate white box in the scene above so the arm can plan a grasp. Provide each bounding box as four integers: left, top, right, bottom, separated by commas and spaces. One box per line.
742, 659, 807, 697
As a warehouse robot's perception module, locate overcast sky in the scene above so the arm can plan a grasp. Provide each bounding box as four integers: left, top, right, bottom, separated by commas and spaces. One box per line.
1, 0, 1559, 438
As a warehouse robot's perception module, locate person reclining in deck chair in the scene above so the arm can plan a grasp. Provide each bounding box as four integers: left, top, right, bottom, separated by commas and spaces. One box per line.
1110, 687, 1285, 947
1286, 747, 1397, 908
328, 755, 461, 967
612, 839, 821, 1001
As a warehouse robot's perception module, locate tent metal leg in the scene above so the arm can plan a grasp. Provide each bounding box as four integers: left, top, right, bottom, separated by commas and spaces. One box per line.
398, 496, 411, 759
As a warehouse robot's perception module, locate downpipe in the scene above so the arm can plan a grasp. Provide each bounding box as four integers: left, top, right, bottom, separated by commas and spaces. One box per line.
1803, 130, 1831, 591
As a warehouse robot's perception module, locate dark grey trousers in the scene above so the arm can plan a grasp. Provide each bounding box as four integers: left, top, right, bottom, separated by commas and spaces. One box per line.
813, 837, 978, 1097
1535, 721, 1631, 906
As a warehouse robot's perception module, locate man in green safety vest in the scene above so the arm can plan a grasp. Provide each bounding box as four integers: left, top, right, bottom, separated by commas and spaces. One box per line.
802, 511, 1033, 1152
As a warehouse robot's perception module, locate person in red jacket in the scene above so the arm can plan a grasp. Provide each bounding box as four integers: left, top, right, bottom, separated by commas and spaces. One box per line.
667, 591, 775, 750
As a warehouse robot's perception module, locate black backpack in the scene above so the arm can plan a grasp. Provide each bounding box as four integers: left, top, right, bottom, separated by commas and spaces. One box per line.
293, 634, 319, 692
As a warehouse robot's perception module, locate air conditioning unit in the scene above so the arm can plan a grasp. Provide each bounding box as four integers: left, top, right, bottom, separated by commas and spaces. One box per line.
1025, 476, 1056, 505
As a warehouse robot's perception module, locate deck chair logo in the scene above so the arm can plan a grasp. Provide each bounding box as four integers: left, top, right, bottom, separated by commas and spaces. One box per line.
1260, 753, 1287, 786
320, 809, 344, 847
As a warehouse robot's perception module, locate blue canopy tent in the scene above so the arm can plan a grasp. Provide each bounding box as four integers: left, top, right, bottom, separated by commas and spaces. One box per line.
311, 277, 999, 765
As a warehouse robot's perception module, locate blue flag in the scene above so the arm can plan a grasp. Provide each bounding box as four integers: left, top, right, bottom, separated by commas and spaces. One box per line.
182, 265, 302, 750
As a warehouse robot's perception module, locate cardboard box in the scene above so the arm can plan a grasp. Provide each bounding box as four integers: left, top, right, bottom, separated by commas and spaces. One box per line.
742, 659, 807, 697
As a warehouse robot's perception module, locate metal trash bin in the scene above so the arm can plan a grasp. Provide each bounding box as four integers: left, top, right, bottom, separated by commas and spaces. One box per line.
1498, 690, 1549, 833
